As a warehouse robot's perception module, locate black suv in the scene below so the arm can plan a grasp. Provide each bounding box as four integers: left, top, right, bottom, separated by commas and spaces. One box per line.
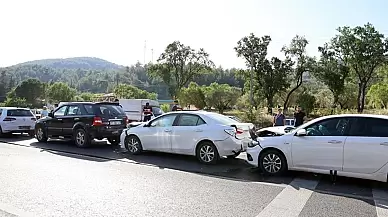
35, 102, 128, 147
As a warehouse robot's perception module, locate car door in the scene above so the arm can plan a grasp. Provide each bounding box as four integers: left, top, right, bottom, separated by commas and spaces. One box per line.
47, 106, 68, 136
170, 114, 207, 154
343, 117, 388, 174
139, 114, 178, 152
62, 105, 81, 136
291, 117, 350, 171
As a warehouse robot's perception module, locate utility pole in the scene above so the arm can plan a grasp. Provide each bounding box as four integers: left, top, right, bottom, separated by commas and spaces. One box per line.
250, 52, 254, 106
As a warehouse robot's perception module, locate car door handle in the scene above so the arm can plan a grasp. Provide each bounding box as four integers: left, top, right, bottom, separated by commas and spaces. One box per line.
380, 142, 388, 146
195, 129, 203, 132
164, 129, 172, 132
328, 140, 342, 144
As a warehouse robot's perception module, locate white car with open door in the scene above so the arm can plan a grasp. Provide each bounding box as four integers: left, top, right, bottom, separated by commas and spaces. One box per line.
120, 111, 254, 164
0, 107, 36, 137
246, 114, 388, 182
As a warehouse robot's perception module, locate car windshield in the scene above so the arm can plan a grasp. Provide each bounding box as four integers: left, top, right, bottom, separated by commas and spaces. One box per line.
207, 113, 240, 125
7, 109, 34, 117
93, 104, 126, 117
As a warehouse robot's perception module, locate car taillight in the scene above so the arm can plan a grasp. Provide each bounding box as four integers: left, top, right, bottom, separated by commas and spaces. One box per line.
3, 117, 16, 121
236, 129, 243, 134
31, 118, 36, 121
93, 117, 103, 126
124, 116, 129, 124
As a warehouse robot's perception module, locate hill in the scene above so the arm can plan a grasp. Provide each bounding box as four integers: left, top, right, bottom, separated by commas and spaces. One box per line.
17, 57, 123, 70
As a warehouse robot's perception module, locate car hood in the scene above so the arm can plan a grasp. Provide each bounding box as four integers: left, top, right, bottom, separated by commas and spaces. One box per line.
257, 126, 295, 135
128, 122, 145, 128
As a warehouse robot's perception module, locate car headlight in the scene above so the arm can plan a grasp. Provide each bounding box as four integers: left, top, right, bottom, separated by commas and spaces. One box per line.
248, 140, 260, 148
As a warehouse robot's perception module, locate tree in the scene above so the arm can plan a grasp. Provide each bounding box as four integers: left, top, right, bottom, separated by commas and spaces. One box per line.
314, 44, 350, 109
203, 83, 241, 114
77, 92, 94, 101
338, 82, 358, 109
0, 70, 6, 97
148, 41, 214, 98
296, 91, 316, 114
367, 83, 388, 109
47, 82, 77, 103
114, 84, 157, 100
235, 34, 293, 113
178, 82, 206, 109
281, 35, 315, 111
324, 23, 388, 112
14, 78, 45, 107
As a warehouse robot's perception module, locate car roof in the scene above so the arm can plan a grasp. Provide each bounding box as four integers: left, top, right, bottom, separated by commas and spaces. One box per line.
0, 107, 30, 110
314, 113, 388, 120
59, 102, 120, 105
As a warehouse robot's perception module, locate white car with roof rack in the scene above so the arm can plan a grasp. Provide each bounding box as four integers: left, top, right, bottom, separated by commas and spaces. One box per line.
120, 110, 254, 164
0, 107, 36, 137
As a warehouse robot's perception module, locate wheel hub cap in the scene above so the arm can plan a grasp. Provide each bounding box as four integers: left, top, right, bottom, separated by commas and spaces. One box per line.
37, 129, 43, 140
263, 153, 282, 173
76, 132, 85, 145
127, 138, 139, 153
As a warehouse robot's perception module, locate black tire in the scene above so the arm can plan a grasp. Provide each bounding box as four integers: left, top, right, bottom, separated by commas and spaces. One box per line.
0, 126, 3, 138
196, 141, 219, 164
124, 135, 142, 155
259, 149, 287, 176
35, 125, 48, 142
108, 137, 120, 146
74, 128, 90, 148
227, 152, 240, 159
28, 130, 35, 138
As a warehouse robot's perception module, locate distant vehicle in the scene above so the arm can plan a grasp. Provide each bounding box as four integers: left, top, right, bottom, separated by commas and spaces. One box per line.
35, 102, 127, 147
31, 109, 42, 120
119, 99, 163, 122
246, 114, 388, 182
285, 118, 295, 126
0, 107, 36, 137
120, 111, 254, 164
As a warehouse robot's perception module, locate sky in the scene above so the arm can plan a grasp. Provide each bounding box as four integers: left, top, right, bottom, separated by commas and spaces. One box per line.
1, 0, 387, 69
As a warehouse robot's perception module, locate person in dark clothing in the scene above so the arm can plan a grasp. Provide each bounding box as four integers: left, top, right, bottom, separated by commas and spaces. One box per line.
294, 106, 306, 127
273, 108, 286, 126
171, 100, 182, 111
143, 102, 153, 122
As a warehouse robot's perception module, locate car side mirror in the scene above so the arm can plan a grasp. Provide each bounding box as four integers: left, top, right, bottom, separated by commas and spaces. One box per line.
296, 129, 307, 136
48, 112, 54, 118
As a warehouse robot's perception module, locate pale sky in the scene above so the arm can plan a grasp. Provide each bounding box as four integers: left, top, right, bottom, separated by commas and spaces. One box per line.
1, 0, 387, 69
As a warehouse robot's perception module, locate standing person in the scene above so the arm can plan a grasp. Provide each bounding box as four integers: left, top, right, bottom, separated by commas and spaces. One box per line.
171, 100, 182, 111
41, 106, 49, 118
294, 106, 306, 127
143, 102, 153, 122
273, 108, 286, 126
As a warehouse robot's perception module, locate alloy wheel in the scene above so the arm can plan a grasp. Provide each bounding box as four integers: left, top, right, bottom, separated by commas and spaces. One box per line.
127, 138, 139, 153
262, 153, 282, 173
76, 131, 85, 146
36, 128, 44, 140
199, 145, 215, 163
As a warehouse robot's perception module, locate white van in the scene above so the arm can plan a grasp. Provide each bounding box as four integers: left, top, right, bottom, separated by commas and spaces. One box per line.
119, 99, 163, 122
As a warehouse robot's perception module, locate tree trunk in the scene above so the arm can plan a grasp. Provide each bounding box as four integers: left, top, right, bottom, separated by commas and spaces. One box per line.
267, 96, 274, 115
357, 82, 367, 113
283, 84, 301, 111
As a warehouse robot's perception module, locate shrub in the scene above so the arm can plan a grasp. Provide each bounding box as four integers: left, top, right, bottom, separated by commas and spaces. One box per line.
160, 104, 170, 113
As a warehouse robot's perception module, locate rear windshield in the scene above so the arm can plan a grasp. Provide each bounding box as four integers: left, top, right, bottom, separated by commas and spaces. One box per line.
83, 104, 126, 117
7, 109, 34, 117
207, 113, 240, 125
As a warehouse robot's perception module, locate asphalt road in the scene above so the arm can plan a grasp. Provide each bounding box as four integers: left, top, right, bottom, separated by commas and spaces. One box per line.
1, 134, 388, 217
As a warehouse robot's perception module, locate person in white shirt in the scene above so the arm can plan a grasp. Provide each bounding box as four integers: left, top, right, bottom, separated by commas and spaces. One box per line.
41, 106, 49, 118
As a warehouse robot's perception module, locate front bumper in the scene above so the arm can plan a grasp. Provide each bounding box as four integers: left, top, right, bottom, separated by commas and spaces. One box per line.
245, 141, 263, 167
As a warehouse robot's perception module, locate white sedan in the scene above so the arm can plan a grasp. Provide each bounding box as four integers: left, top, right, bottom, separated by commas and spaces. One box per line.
0, 107, 36, 137
246, 114, 388, 182
120, 111, 254, 164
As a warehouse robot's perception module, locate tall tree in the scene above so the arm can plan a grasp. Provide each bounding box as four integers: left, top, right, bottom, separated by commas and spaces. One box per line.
203, 83, 241, 114
314, 44, 350, 109
148, 41, 214, 98
0, 70, 7, 97
235, 34, 293, 113
178, 82, 206, 109
281, 35, 314, 110
47, 82, 77, 102
324, 23, 388, 112
14, 78, 45, 107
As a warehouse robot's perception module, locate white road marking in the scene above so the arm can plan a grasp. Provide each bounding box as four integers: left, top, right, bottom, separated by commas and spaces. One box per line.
373, 188, 388, 217
256, 178, 319, 217
0, 201, 34, 217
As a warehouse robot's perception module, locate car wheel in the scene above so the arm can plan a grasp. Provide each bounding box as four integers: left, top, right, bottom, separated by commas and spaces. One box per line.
0, 126, 3, 138
259, 149, 287, 175
35, 126, 48, 142
108, 137, 120, 146
227, 152, 240, 159
196, 141, 219, 164
125, 135, 142, 155
74, 128, 90, 148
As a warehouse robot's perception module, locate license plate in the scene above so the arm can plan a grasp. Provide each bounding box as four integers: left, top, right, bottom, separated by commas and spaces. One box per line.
19, 126, 30, 129
110, 121, 121, 125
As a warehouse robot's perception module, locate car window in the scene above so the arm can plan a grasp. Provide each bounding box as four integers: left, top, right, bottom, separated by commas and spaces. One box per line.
349, 117, 388, 137
95, 104, 125, 117
150, 114, 178, 127
66, 105, 81, 116
54, 106, 68, 117
305, 118, 350, 136
83, 105, 94, 114
208, 113, 239, 125
177, 114, 206, 126
152, 107, 163, 115
0, 109, 2, 115
6, 109, 34, 117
